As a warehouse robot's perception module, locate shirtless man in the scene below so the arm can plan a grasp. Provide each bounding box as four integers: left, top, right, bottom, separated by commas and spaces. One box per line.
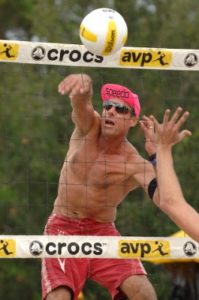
151, 107, 199, 242
42, 74, 159, 300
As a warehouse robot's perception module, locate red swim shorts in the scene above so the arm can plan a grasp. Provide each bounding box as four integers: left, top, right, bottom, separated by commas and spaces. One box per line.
41, 214, 146, 300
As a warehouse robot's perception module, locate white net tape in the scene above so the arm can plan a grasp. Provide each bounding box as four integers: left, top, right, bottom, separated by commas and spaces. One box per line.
0, 39, 199, 70
0, 235, 199, 261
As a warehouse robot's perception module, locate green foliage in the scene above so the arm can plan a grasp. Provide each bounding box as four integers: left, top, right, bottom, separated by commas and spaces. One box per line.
0, 0, 199, 299
0, 0, 33, 39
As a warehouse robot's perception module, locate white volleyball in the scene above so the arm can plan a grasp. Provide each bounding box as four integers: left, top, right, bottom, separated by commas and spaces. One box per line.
79, 8, 128, 56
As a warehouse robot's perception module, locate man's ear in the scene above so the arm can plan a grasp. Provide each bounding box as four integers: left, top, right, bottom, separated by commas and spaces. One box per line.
130, 116, 138, 128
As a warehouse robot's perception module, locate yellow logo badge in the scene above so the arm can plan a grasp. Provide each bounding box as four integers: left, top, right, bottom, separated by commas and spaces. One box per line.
0, 239, 16, 258
0, 42, 19, 60
118, 239, 170, 259
119, 48, 172, 68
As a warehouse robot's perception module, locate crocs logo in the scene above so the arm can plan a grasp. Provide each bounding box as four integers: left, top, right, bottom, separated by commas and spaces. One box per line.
31, 45, 103, 64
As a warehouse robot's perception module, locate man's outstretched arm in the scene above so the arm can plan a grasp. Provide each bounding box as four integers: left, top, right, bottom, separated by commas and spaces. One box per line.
58, 73, 97, 135
152, 107, 199, 242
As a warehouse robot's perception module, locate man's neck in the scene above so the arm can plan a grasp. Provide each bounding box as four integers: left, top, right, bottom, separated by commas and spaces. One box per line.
98, 135, 128, 154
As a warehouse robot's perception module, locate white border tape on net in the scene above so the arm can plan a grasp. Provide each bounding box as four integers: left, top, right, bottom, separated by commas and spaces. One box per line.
0, 235, 199, 261
0, 39, 199, 71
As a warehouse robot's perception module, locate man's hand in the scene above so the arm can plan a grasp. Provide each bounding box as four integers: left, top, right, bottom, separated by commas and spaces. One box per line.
151, 107, 192, 148
58, 74, 95, 134
140, 115, 156, 155
58, 73, 93, 101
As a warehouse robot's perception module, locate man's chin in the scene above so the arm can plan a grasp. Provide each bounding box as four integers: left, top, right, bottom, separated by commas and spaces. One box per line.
102, 127, 117, 137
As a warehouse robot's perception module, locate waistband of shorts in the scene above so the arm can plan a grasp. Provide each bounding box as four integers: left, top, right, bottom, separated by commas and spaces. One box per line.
48, 213, 114, 226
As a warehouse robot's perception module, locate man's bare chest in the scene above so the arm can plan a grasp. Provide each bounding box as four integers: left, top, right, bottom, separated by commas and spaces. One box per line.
66, 153, 133, 186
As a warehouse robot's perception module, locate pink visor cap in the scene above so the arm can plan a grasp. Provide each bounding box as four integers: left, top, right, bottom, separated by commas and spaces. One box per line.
101, 83, 141, 117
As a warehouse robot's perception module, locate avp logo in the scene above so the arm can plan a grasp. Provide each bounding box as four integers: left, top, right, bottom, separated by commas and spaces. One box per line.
0, 239, 16, 257
0, 43, 19, 61
119, 48, 172, 68
118, 240, 170, 258
31, 46, 103, 64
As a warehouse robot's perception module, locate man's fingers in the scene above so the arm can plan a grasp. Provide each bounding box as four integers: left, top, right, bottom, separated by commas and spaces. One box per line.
179, 129, 192, 141
158, 108, 189, 131
58, 78, 75, 95
163, 109, 171, 124
149, 115, 159, 128
169, 107, 184, 124
175, 111, 190, 129
58, 74, 92, 96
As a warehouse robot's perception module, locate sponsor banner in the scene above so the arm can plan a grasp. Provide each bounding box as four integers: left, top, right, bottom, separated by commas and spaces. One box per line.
0, 235, 199, 260
0, 40, 199, 70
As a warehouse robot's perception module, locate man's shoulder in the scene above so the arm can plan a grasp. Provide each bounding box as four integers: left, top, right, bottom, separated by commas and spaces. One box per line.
126, 142, 142, 159
126, 144, 150, 166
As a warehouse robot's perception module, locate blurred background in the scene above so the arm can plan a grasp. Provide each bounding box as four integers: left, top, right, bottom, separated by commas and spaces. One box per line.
0, 0, 199, 299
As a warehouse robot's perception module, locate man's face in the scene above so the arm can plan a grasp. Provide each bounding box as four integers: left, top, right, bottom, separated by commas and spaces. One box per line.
101, 99, 135, 137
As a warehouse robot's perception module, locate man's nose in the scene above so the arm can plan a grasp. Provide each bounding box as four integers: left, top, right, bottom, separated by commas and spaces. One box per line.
106, 106, 115, 114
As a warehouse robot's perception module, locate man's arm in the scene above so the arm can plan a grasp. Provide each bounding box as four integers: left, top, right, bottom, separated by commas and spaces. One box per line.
139, 115, 159, 204
152, 107, 199, 242
58, 73, 96, 135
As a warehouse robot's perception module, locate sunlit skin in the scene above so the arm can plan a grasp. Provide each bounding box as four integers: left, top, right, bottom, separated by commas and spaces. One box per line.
52, 95, 158, 223
151, 108, 199, 242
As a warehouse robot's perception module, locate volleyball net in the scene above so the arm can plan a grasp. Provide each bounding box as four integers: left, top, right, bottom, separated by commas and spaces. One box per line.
0, 39, 199, 263
1, 235, 199, 262
0, 39, 199, 70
